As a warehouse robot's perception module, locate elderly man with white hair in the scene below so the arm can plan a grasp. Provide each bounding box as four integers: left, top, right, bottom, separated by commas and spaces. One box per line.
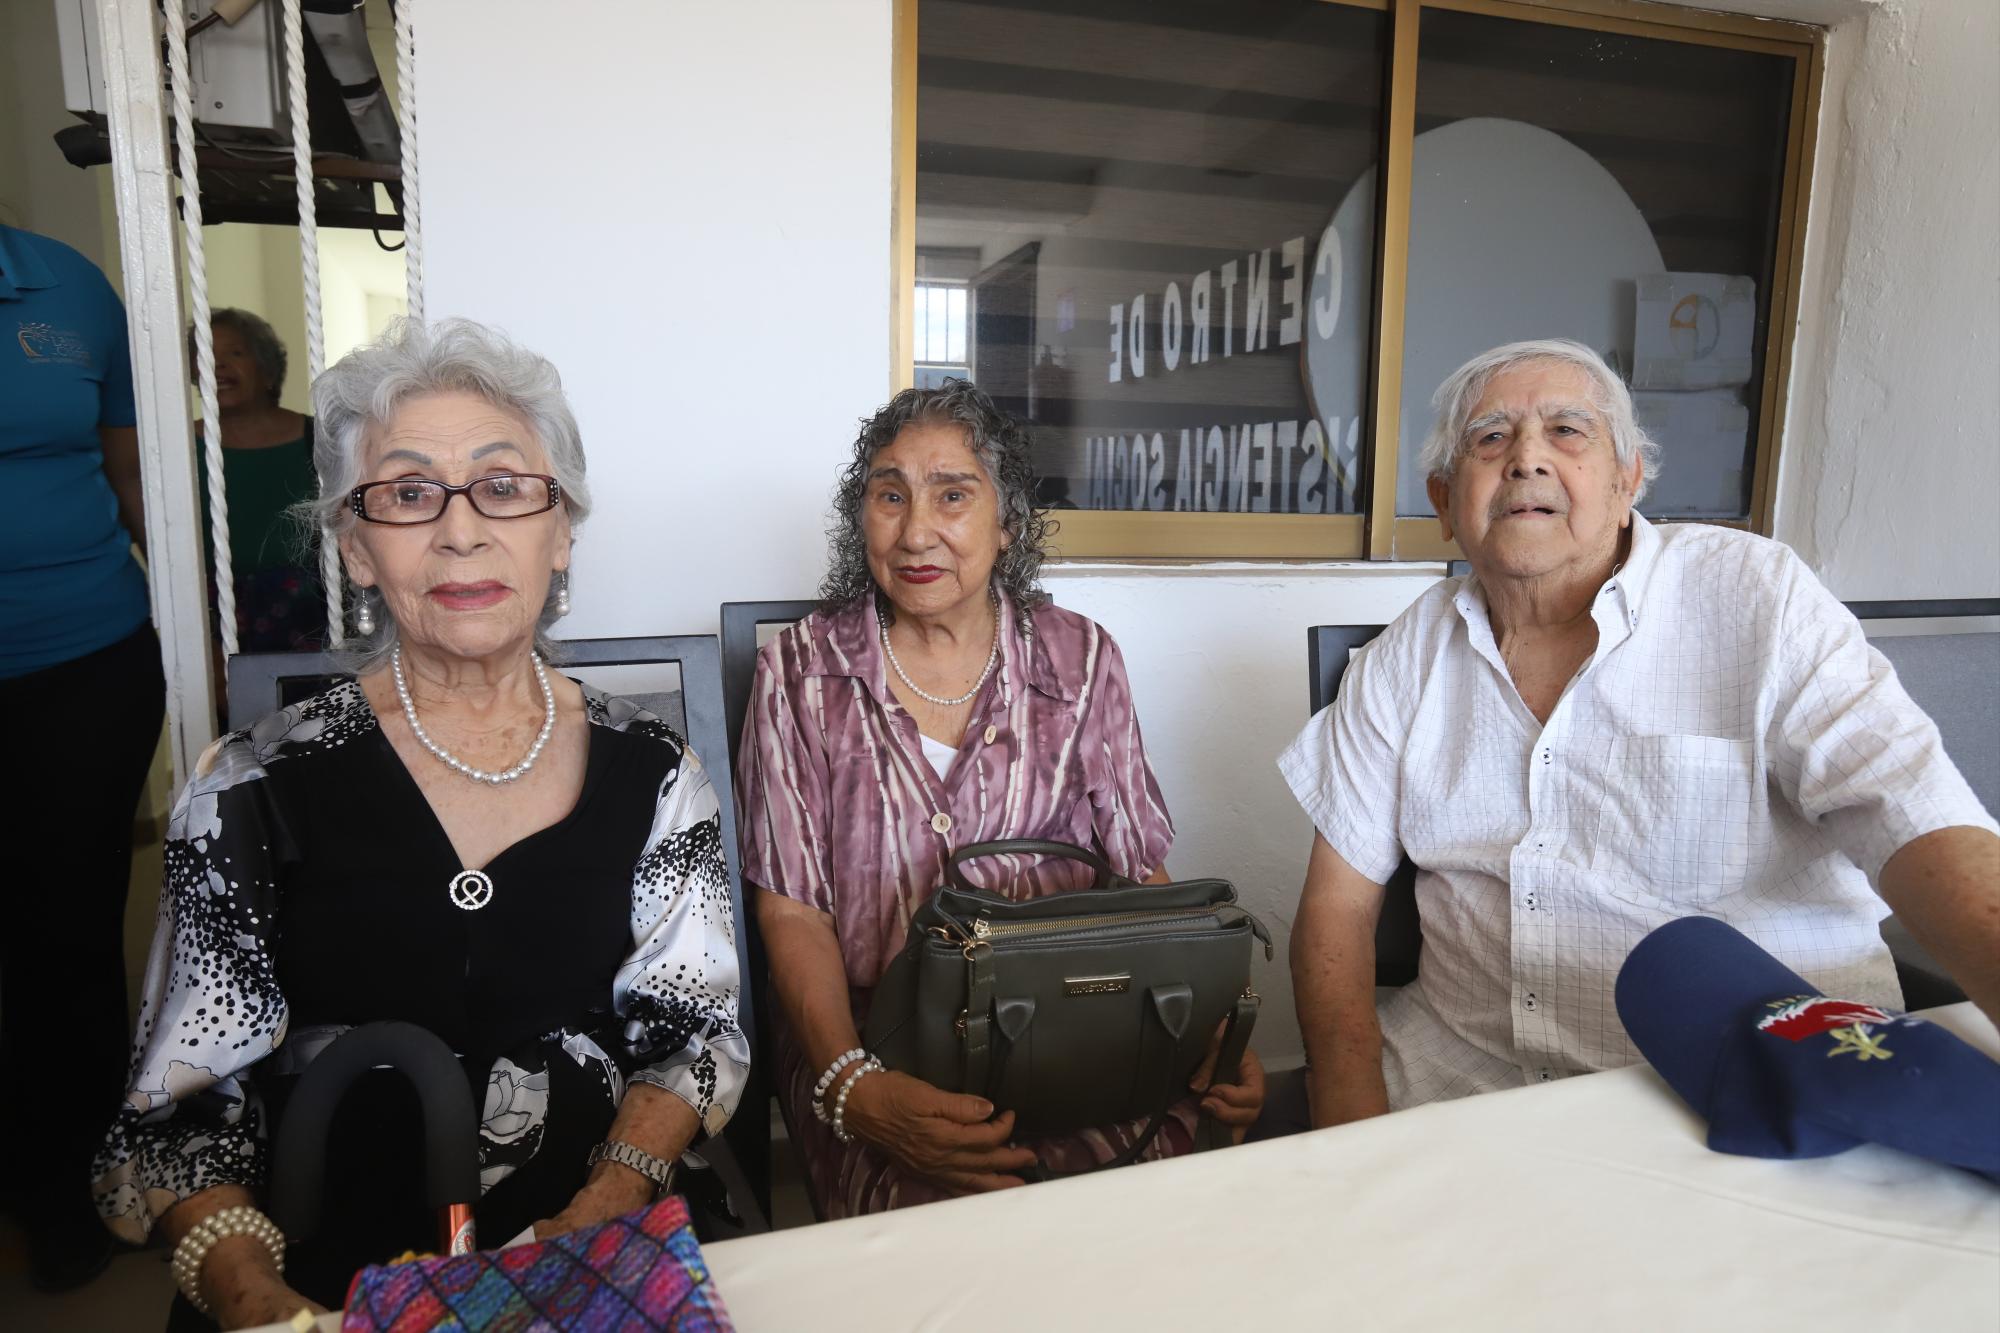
1279, 338, 2000, 1126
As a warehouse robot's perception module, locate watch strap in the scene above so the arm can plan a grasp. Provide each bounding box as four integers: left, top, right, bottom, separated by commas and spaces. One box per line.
587, 1139, 677, 1194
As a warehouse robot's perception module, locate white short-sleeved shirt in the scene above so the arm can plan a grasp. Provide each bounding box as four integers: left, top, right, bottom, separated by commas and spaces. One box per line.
1278, 514, 1997, 1108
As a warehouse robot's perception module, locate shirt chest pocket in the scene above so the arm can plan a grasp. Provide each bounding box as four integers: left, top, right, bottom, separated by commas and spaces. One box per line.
1587, 733, 1763, 909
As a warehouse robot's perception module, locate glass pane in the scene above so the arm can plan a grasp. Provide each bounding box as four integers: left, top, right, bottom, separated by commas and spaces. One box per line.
1394, 9, 1794, 520
917, 0, 1388, 515
913, 284, 933, 366
946, 286, 968, 363
930, 285, 952, 361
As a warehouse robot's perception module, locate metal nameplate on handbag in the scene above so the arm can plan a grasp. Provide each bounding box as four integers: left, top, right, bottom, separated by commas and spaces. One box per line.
1063, 973, 1132, 996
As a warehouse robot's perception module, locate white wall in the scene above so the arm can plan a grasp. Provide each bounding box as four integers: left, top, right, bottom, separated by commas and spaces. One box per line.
414, 0, 1996, 1065
1773, 0, 2000, 596
419, 0, 894, 638
0, 0, 120, 274
1046, 563, 1442, 1060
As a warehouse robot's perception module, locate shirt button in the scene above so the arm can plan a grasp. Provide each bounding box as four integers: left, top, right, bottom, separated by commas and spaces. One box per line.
1523, 992, 1539, 1012
982, 725, 997, 744
1536, 1070, 1554, 1083
931, 812, 953, 834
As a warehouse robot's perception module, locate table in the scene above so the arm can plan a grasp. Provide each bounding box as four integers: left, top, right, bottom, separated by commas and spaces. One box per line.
700, 1003, 1999, 1331
271, 1005, 1998, 1331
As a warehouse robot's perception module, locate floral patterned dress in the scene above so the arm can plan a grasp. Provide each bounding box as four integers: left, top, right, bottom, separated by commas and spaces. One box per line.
94, 681, 749, 1303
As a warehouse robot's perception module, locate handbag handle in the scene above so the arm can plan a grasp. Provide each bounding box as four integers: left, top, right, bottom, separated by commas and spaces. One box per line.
945, 839, 1124, 893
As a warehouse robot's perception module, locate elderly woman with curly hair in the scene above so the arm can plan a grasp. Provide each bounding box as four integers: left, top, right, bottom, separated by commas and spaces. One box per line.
96, 319, 749, 1329
736, 380, 1263, 1219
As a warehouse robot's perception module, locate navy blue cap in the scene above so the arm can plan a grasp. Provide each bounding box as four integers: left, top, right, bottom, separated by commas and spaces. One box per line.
1617, 916, 2000, 1182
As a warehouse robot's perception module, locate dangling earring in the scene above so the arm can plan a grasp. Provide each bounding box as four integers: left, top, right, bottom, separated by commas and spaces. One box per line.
353, 588, 376, 637
554, 571, 571, 617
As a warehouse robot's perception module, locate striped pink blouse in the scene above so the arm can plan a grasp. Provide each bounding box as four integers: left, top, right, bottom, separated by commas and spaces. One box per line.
735, 590, 1190, 1216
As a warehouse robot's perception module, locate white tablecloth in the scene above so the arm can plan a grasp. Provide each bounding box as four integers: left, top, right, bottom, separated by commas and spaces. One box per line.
701, 1003, 1999, 1332
273, 1005, 1999, 1332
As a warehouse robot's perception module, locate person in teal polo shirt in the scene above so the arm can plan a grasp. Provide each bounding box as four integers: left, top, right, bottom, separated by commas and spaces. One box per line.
0, 223, 165, 1290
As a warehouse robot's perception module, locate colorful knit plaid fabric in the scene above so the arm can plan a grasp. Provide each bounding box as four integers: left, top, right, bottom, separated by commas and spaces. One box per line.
340, 1196, 734, 1331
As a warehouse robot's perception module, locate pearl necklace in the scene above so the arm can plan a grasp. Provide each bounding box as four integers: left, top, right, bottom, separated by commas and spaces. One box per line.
392, 645, 557, 785
880, 590, 1000, 708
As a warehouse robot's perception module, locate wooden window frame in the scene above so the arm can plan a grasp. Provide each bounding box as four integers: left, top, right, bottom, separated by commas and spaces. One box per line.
894, 0, 1825, 562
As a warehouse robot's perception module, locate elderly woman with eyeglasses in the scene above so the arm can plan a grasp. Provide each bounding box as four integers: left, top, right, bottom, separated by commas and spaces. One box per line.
95, 320, 748, 1330
736, 380, 1264, 1219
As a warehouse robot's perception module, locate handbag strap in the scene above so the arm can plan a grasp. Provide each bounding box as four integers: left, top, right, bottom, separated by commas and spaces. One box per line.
1194, 993, 1260, 1153
962, 939, 998, 1097
945, 839, 1122, 893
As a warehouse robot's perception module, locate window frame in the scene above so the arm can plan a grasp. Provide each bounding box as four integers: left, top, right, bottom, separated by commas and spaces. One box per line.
892, 0, 1826, 561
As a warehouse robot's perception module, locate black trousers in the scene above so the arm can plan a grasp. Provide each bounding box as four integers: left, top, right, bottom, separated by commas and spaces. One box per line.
0, 623, 166, 1212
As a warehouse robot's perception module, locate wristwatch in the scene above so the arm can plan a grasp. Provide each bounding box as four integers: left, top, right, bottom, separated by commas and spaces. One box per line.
586, 1140, 677, 1196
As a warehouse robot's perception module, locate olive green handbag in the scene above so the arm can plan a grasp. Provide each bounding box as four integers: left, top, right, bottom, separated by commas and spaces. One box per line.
862, 840, 1271, 1168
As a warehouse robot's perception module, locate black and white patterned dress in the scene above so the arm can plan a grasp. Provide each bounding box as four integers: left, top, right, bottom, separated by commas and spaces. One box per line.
92, 680, 749, 1292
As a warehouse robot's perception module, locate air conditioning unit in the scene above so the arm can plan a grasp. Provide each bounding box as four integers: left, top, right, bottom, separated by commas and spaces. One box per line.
56, 0, 290, 140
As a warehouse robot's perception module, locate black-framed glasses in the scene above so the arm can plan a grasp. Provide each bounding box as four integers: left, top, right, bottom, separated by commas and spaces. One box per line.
349, 473, 562, 525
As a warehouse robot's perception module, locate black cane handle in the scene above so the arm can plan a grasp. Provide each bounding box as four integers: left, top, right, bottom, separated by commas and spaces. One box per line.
266, 1021, 480, 1245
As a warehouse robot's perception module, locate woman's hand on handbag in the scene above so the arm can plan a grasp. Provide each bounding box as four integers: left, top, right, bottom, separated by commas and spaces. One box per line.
843, 1069, 1042, 1193
1190, 1021, 1268, 1145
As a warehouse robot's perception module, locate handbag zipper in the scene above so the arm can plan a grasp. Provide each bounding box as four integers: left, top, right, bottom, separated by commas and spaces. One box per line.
974, 907, 1221, 940
928, 908, 1242, 956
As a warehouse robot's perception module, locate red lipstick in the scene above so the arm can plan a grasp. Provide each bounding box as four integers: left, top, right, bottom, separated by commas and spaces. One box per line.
428, 581, 509, 609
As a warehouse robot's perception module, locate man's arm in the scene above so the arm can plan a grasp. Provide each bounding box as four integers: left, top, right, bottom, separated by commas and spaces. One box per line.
100, 425, 146, 557
1876, 826, 2000, 1025
1292, 832, 1391, 1128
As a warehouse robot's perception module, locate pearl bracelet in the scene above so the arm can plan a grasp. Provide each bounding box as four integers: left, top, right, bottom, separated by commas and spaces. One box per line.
832, 1057, 884, 1144
811, 1047, 867, 1123
171, 1204, 287, 1317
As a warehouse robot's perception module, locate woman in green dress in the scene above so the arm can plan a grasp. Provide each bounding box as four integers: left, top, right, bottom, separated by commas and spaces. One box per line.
194, 308, 325, 651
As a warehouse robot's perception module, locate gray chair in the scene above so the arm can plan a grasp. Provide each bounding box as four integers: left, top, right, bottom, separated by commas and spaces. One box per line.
1307, 623, 1421, 989
1304, 594, 2000, 1004
719, 599, 820, 760
717, 600, 819, 1215
225, 635, 772, 1229
1847, 598, 2000, 1008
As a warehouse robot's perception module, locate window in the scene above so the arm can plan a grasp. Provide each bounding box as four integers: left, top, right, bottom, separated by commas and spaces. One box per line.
914, 247, 977, 387
900, 0, 1822, 559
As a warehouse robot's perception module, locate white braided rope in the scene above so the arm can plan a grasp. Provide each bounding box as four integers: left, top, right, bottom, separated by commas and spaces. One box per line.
164, 0, 237, 657
282, 0, 344, 646
394, 0, 424, 322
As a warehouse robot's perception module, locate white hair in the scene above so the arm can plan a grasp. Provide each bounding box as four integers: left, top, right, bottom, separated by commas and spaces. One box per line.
306, 317, 591, 671
1417, 338, 1660, 501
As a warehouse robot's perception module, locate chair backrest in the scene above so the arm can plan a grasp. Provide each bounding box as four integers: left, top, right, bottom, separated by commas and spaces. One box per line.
1308, 624, 1388, 717
1305, 623, 1421, 988
1847, 598, 2000, 817
719, 600, 820, 759
227, 637, 754, 1046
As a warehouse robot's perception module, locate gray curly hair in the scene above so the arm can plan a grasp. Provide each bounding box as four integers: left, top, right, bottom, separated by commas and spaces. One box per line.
820, 379, 1053, 621
306, 317, 592, 672
1419, 338, 1661, 502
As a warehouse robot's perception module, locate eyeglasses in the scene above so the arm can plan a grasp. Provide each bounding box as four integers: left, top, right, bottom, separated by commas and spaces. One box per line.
349, 473, 562, 525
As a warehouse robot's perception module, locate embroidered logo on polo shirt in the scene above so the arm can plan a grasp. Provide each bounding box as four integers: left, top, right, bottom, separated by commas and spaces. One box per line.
1757, 995, 1903, 1061
16, 321, 93, 366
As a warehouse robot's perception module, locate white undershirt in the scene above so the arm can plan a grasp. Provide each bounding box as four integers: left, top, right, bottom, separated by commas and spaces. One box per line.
919, 732, 957, 778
